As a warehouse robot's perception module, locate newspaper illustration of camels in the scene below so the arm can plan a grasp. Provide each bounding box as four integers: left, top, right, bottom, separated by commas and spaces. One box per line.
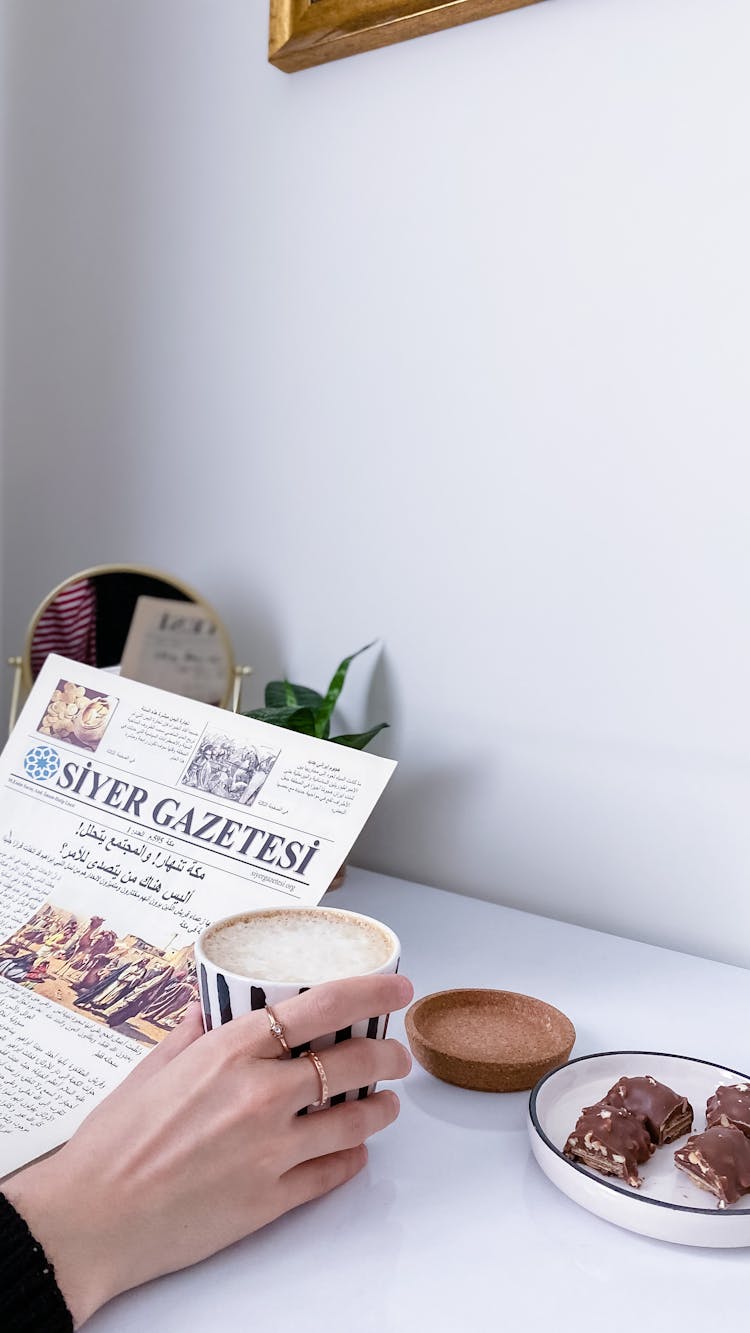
0, 902, 196, 1048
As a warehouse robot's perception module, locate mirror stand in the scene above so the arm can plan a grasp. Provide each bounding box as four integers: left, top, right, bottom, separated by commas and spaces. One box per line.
7, 565, 253, 734
7, 657, 23, 736
231, 664, 254, 713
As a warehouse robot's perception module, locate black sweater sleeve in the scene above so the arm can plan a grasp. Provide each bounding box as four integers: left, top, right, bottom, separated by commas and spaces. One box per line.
0, 1193, 74, 1331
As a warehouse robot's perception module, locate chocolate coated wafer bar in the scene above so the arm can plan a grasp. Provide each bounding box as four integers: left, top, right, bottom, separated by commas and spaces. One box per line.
706, 1083, 750, 1138
601, 1075, 693, 1145
564, 1105, 654, 1188
674, 1125, 750, 1208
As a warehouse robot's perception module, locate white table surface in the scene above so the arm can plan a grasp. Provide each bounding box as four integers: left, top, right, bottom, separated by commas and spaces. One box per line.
89, 868, 750, 1332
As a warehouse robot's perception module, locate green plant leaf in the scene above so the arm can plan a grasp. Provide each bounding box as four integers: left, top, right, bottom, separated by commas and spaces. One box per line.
264, 682, 286, 707
315, 642, 377, 740
264, 680, 324, 709
244, 705, 318, 736
331, 723, 389, 750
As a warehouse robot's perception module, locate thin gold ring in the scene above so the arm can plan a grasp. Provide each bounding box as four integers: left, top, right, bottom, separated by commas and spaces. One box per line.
265, 1004, 290, 1055
303, 1049, 329, 1107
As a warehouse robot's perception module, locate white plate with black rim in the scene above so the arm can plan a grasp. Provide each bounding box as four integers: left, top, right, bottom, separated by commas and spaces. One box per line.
528, 1050, 750, 1247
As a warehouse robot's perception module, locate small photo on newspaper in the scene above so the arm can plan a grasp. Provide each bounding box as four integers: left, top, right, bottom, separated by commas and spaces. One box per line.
36, 679, 117, 752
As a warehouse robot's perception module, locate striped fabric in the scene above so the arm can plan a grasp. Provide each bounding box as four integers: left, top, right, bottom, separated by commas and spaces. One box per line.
30, 579, 97, 677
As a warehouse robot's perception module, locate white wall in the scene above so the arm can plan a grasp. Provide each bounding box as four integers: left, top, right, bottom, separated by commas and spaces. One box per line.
3, 0, 750, 965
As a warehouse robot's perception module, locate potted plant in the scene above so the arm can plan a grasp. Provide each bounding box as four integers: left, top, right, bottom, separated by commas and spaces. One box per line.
243, 642, 388, 888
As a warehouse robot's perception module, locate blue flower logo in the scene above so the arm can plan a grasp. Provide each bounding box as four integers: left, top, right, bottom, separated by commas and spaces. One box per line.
24, 745, 61, 782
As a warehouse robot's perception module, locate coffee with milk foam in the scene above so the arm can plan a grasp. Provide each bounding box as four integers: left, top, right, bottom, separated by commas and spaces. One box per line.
202, 909, 395, 985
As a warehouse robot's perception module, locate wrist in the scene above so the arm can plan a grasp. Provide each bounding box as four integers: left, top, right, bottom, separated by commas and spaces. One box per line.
4, 1152, 116, 1328
0, 1189, 73, 1332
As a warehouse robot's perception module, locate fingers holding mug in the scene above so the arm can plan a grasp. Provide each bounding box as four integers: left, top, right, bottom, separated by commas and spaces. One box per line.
285, 1036, 411, 1112
241, 973, 414, 1061
195, 907, 408, 1109
287, 1090, 402, 1175
278, 1144, 371, 1214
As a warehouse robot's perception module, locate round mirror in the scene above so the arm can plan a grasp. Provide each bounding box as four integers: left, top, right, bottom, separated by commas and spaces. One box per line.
16, 565, 238, 719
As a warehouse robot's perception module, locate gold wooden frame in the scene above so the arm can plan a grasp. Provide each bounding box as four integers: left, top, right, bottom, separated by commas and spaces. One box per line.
8, 563, 252, 732
269, 0, 545, 73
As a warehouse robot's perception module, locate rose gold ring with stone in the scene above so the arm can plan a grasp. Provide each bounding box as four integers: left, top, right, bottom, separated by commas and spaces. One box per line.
265, 1004, 290, 1055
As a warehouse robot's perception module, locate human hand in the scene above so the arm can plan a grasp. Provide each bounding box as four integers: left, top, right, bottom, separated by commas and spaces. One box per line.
4, 972, 414, 1328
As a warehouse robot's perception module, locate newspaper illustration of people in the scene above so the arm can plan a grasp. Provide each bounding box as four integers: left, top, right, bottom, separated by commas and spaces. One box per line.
181, 731, 280, 807
0, 902, 196, 1046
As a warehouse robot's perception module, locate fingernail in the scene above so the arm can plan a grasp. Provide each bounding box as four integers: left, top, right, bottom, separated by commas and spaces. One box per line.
394, 975, 414, 1003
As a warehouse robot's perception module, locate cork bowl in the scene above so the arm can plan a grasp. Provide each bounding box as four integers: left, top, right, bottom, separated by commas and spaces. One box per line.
405, 989, 576, 1093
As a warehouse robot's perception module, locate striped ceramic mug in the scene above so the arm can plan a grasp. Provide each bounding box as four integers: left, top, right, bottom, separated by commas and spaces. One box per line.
195, 905, 401, 1110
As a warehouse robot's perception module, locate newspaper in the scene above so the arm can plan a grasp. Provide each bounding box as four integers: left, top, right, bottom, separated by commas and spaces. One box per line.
0, 655, 396, 1179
